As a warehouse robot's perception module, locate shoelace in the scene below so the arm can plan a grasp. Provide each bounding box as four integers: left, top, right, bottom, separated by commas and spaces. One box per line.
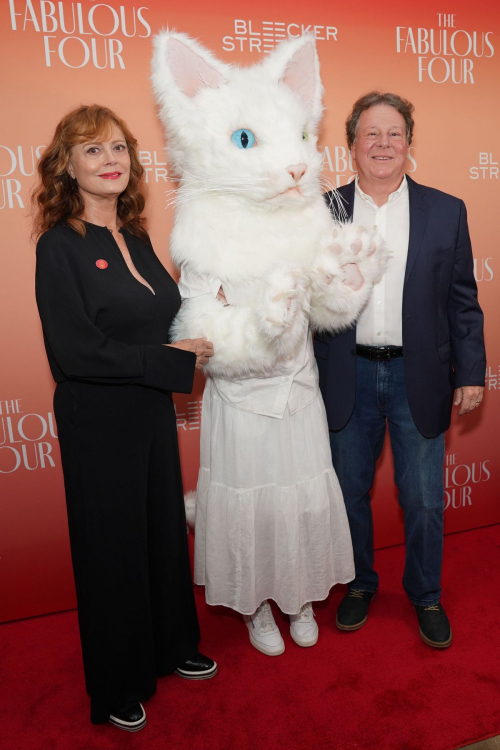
423, 605, 440, 611
348, 589, 366, 599
295, 602, 314, 623
255, 602, 277, 634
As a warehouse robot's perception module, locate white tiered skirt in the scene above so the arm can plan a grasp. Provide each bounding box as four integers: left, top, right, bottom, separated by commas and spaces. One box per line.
193, 378, 355, 615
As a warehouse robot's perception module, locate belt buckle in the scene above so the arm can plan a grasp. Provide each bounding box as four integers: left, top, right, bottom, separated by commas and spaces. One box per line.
373, 347, 391, 361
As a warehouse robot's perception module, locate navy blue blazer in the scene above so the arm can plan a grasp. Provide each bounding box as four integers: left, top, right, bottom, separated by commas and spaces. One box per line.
314, 175, 486, 438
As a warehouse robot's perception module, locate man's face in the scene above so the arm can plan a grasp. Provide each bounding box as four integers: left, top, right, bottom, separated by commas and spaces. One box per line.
351, 104, 409, 186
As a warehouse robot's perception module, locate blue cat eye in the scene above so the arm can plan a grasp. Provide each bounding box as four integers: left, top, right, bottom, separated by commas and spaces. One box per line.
231, 129, 256, 149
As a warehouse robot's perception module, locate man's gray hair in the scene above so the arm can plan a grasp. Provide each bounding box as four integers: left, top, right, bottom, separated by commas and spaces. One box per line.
346, 92, 415, 149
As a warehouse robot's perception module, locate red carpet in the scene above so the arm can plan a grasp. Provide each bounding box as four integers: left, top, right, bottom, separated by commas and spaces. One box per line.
1, 524, 500, 750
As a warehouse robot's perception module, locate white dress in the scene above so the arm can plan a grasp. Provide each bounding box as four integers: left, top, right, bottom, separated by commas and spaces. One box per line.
179, 273, 355, 616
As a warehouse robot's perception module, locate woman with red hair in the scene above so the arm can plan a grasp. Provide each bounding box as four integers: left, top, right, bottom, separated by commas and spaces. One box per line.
34, 105, 216, 731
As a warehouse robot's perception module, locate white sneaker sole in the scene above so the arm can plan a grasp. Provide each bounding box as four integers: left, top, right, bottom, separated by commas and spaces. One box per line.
175, 664, 218, 680
248, 632, 285, 656
109, 704, 147, 732
290, 628, 319, 648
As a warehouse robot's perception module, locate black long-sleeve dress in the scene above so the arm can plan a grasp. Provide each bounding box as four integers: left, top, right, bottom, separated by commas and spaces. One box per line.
35, 221, 200, 724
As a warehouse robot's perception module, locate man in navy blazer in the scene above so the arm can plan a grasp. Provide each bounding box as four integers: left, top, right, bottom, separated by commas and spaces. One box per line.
315, 92, 485, 648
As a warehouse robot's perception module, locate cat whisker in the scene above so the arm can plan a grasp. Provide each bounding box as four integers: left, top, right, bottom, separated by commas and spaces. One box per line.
320, 178, 348, 222
178, 167, 267, 183
172, 187, 259, 201
165, 185, 261, 209
181, 181, 267, 193
177, 169, 267, 190
175, 183, 263, 194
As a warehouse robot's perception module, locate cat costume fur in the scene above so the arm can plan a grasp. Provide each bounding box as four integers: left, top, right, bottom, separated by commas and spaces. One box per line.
151, 31, 390, 616
152, 31, 389, 377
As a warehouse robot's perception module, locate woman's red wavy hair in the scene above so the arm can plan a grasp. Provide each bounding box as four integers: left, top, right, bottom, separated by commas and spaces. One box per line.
33, 104, 147, 240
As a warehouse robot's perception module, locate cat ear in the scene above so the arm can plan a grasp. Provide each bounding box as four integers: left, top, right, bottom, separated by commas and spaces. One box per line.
152, 30, 228, 100
265, 35, 323, 123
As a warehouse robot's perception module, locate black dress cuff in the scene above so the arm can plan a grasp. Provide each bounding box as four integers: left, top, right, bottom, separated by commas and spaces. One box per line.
142, 345, 196, 394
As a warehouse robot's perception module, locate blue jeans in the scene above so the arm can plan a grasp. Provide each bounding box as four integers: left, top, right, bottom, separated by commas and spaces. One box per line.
329, 355, 445, 606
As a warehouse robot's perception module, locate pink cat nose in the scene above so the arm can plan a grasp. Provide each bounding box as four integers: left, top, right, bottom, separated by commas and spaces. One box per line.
286, 163, 307, 183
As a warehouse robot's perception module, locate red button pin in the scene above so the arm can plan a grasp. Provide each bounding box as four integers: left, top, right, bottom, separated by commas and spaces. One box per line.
96, 259, 108, 269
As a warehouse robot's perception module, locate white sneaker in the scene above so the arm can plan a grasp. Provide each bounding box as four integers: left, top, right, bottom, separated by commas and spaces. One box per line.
243, 601, 285, 656
289, 602, 318, 647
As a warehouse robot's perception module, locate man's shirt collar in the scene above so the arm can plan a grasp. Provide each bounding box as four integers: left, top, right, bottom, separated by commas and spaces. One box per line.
355, 175, 408, 208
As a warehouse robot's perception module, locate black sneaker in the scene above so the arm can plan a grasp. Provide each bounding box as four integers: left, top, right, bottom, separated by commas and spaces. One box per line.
336, 589, 376, 631
175, 652, 218, 680
414, 603, 452, 648
109, 702, 146, 732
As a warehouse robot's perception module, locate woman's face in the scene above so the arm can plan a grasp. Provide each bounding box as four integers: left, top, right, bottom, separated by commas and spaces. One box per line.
67, 124, 131, 201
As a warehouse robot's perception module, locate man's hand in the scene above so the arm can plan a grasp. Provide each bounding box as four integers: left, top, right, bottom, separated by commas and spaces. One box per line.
453, 385, 484, 415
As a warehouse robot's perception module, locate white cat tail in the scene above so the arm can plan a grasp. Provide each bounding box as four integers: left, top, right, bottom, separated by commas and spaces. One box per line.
263, 34, 323, 132
184, 490, 197, 532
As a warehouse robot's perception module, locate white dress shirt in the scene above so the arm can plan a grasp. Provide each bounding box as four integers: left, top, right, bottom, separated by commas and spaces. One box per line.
178, 270, 319, 419
354, 176, 410, 346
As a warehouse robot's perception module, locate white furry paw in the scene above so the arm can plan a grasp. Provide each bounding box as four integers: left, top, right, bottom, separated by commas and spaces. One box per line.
331, 223, 391, 287
259, 266, 308, 340
308, 224, 391, 333
307, 248, 344, 299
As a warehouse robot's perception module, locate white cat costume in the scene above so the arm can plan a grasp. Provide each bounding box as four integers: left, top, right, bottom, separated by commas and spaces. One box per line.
152, 32, 389, 617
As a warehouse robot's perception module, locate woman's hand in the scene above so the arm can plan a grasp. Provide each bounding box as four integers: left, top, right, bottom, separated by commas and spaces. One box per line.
167, 338, 214, 370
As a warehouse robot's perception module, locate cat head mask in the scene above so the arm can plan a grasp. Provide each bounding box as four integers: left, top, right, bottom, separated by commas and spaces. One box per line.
152, 31, 325, 209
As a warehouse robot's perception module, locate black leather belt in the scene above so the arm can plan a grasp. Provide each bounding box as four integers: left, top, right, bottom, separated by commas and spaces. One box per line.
356, 345, 403, 361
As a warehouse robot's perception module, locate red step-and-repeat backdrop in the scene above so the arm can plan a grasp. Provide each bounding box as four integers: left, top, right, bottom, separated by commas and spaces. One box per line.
1, 0, 499, 622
